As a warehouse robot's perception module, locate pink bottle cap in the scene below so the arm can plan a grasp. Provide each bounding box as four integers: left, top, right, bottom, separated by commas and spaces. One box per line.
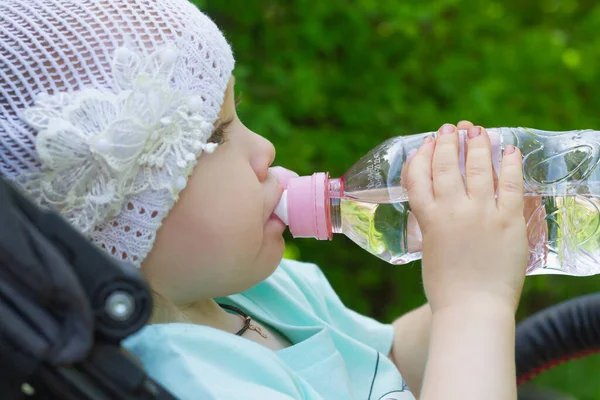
287, 173, 331, 240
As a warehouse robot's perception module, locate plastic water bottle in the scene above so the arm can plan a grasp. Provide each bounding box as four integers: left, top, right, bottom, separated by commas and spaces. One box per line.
273, 128, 600, 277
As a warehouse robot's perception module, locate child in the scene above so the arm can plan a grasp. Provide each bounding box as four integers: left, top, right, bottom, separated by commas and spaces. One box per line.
0, 1, 528, 399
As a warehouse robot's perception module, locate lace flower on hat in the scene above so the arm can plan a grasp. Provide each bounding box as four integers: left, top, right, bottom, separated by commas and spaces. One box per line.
19, 45, 216, 233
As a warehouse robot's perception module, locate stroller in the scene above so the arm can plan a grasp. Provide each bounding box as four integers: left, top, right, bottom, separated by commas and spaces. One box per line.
0, 177, 599, 400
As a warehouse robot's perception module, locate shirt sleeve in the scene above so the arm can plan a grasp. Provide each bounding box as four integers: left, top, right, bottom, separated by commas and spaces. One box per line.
279, 259, 395, 356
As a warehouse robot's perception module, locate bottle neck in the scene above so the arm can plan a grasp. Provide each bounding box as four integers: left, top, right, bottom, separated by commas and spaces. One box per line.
329, 178, 342, 234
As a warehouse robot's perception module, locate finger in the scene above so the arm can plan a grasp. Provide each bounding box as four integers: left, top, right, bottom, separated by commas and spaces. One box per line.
457, 120, 474, 179
497, 145, 524, 213
492, 163, 499, 195
432, 123, 465, 200
400, 148, 417, 188
406, 136, 436, 214
489, 131, 501, 193
461, 124, 501, 194
457, 120, 474, 131
465, 126, 495, 201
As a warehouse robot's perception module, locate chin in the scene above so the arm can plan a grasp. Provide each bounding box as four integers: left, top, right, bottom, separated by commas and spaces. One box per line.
257, 236, 286, 276
235, 256, 283, 295
268, 236, 286, 265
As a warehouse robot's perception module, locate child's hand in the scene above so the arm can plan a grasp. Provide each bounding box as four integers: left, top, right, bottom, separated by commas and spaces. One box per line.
406, 121, 528, 315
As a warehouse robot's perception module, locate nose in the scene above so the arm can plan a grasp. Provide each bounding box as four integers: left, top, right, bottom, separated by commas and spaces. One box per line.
250, 132, 276, 182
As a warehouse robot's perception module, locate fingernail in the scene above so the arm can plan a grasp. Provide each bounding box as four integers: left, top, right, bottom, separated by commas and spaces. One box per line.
468, 126, 481, 138
423, 136, 434, 144
440, 123, 455, 135
505, 145, 516, 155
406, 149, 417, 163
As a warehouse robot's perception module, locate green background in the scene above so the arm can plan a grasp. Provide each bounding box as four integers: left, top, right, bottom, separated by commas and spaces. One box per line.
196, 1, 600, 397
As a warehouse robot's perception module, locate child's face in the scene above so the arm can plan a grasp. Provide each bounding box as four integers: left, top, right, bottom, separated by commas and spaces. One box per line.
141, 77, 286, 304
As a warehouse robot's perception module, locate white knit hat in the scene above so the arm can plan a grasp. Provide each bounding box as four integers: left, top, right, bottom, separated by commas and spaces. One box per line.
0, 0, 235, 266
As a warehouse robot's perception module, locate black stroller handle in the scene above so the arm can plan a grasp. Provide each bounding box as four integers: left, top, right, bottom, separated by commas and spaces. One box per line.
5, 179, 152, 343
0, 178, 177, 399
515, 292, 600, 384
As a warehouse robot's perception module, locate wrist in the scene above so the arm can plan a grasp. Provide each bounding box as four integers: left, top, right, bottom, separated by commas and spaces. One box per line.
431, 293, 516, 323
424, 294, 518, 400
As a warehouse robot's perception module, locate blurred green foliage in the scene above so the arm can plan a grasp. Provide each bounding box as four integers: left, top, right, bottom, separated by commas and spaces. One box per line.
195, 0, 600, 397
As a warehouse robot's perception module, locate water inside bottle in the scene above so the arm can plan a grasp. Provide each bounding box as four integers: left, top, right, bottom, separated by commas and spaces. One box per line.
527, 194, 600, 276
339, 187, 419, 265
339, 187, 600, 276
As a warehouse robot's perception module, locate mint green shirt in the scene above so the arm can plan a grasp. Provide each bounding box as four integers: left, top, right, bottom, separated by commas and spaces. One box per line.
124, 260, 413, 400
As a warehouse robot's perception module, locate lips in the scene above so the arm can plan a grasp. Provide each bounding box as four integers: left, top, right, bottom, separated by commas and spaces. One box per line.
268, 167, 298, 223
269, 166, 298, 189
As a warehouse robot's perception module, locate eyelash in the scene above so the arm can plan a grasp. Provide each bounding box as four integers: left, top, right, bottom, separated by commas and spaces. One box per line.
207, 93, 242, 145
208, 118, 233, 145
